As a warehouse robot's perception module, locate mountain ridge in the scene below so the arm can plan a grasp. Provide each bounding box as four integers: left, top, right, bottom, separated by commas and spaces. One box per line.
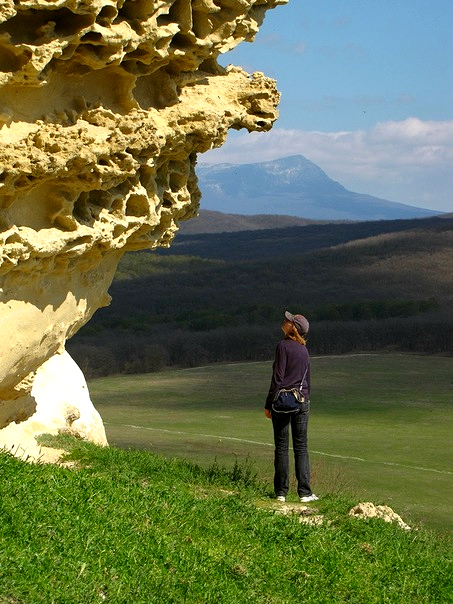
196, 155, 443, 221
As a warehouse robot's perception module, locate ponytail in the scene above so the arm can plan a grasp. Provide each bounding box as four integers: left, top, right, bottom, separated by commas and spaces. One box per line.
286, 324, 307, 346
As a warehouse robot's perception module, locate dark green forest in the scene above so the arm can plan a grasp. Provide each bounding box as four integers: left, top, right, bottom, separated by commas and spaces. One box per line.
68, 215, 453, 377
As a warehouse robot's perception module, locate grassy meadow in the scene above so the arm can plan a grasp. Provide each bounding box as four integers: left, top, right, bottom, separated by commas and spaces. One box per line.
89, 353, 453, 535
2, 438, 451, 603
2, 352, 451, 603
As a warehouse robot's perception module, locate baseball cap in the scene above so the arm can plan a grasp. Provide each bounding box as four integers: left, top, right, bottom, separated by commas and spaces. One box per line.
285, 311, 309, 335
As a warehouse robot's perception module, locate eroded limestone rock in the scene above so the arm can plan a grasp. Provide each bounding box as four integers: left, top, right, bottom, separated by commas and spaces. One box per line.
2, 350, 107, 461
349, 502, 411, 530
0, 0, 286, 457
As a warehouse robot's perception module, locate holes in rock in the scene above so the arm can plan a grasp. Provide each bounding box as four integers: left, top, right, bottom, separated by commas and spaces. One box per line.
67, 235, 91, 248
168, 0, 189, 24
0, 9, 94, 45
96, 5, 118, 26
80, 31, 103, 43
74, 189, 115, 223
155, 37, 169, 51
126, 194, 149, 217
110, 181, 132, 202
5, 232, 22, 245
129, 19, 145, 35
116, 0, 155, 22
154, 170, 167, 198
74, 43, 107, 62
111, 197, 124, 212
191, 12, 212, 40
134, 69, 178, 110
14, 175, 32, 189
0, 44, 31, 72
71, 96, 87, 112
138, 166, 154, 189
73, 192, 90, 222
156, 13, 172, 26
198, 57, 221, 75
53, 9, 94, 36
126, 48, 149, 60
170, 33, 192, 51
122, 60, 153, 76
59, 43, 78, 60
89, 190, 110, 209
113, 224, 125, 238
169, 170, 186, 193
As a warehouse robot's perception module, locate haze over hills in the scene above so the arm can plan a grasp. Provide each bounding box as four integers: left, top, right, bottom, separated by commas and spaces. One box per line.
177, 210, 330, 234
196, 155, 443, 221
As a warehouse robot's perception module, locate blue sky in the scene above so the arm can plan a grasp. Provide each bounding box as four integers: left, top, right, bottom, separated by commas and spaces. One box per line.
202, 0, 453, 212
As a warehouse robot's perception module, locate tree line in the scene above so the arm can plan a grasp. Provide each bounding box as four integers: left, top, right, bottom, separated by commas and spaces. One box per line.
68, 314, 452, 379
68, 216, 453, 378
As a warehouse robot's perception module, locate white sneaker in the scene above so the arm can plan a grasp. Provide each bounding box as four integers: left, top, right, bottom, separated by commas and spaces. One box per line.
300, 494, 319, 503
276, 495, 286, 502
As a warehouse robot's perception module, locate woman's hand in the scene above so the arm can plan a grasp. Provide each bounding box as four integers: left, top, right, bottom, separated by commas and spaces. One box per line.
264, 409, 272, 419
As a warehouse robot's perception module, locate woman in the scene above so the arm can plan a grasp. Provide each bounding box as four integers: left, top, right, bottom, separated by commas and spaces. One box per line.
264, 311, 318, 503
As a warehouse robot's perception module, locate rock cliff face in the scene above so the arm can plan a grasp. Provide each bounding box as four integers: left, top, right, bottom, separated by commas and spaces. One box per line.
0, 0, 285, 459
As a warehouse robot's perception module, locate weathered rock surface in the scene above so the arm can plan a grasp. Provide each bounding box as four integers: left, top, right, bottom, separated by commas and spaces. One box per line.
0, 0, 285, 458
2, 350, 107, 461
349, 502, 411, 530
272, 500, 411, 530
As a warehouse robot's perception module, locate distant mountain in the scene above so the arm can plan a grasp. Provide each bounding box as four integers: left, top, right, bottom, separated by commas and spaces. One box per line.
196, 155, 442, 221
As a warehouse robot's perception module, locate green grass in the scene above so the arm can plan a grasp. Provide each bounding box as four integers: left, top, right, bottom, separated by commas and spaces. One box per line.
1, 439, 452, 603
88, 353, 453, 534
2, 352, 451, 602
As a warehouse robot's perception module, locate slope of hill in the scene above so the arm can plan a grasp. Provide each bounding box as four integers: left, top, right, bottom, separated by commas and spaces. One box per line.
170, 215, 451, 262
177, 210, 331, 234
68, 216, 453, 377
2, 437, 451, 602
196, 155, 443, 221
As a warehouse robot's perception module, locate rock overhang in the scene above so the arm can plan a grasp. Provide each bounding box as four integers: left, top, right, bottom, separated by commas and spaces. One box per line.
0, 0, 287, 457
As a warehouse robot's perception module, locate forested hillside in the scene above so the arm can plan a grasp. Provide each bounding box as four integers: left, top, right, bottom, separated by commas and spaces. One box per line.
176, 210, 326, 234
68, 216, 453, 377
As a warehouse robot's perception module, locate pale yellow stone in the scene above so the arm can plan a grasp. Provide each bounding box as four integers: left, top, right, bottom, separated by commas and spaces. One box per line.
0, 0, 286, 457
1, 350, 107, 461
349, 502, 411, 530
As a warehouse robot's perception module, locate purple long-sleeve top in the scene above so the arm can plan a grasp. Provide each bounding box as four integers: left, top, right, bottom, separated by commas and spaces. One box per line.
265, 338, 311, 409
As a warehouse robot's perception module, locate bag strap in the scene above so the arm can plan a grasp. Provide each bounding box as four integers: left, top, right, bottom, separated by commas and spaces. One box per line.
273, 365, 309, 403
298, 366, 308, 396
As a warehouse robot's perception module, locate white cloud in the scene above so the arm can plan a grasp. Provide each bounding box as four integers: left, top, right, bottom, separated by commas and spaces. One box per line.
201, 118, 453, 212
291, 41, 307, 55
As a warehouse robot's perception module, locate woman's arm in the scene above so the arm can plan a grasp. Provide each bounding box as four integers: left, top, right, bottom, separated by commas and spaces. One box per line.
265, 342, 286, 409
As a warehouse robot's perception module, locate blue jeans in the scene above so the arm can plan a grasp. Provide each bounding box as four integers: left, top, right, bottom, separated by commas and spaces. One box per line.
272, 401, 312, 497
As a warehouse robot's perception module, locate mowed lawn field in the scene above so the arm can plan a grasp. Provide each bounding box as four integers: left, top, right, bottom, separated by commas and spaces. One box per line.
88, 353, 453, 535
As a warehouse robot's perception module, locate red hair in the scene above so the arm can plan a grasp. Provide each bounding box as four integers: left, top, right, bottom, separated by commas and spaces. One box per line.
283, 320, 307, 346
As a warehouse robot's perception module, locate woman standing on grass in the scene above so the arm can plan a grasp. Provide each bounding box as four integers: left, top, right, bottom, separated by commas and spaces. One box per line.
264, 311, 318, 503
